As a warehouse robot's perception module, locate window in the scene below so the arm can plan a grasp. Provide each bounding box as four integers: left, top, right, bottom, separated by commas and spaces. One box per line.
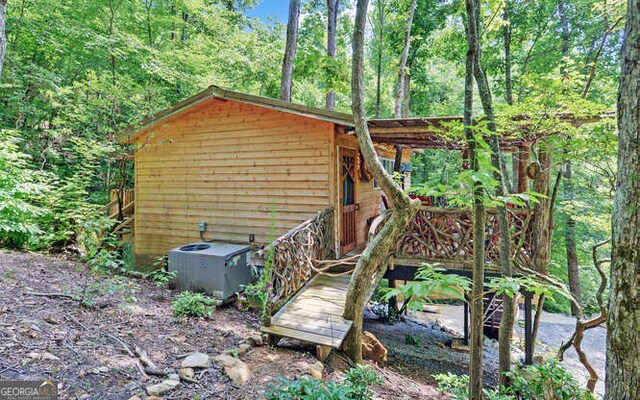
373, 158, 395, 189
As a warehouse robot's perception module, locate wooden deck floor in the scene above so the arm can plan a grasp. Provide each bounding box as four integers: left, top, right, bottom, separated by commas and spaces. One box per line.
263, 274, 354, 348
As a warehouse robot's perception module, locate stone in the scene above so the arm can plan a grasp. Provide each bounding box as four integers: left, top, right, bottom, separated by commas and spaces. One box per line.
246, 334, 263, 347
213, 354, 237, 368
362, 331, 388, 363
26, 352, 41, 359
308, 361, 323, 380
145, 397, 163, 400
178, 368, 195, 379
237, 344, 252, 356
146, 379, 179, 397
167, 373, 180, 382
180, 352, 210, 369
264, 354, 279, 363
41, 352, 60, 361
225, 361, 252, 385
213, 354, 251, 385
127, 396, 142, 400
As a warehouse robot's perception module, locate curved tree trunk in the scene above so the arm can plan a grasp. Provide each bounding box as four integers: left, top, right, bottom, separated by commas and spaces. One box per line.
605, 1, 640, 398
343, 0, 420, 364
325, 0, 338, 110
280, 0, 301, 102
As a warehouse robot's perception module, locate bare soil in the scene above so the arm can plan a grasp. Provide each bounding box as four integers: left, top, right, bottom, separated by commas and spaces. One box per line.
0, 250, 445, 400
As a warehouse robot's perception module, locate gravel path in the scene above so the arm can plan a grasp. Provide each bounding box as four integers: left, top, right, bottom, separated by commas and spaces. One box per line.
412, 304, 607, 398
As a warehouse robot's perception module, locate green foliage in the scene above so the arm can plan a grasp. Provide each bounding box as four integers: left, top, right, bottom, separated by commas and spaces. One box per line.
385, 264, 471, 312
504, 360, 596, 400
173, 291, 217, 318
0, 131, 47, 248
265, 365, 383, 400
145, 256, 176, 288
435, 360, 595, 400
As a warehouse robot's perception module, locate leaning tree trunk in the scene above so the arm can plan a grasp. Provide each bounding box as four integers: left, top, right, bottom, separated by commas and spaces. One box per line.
279, 0, 301, 102
463, 1, 484, 397
343, 0, 420, 364
605, 1, 640, 398
374, 0, 384, 118
394, 0, 417, 118
325, 0, 338, 110
0, 0, 6, 80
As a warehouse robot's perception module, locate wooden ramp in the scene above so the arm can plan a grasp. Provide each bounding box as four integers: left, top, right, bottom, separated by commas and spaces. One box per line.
263, 274, 355, 358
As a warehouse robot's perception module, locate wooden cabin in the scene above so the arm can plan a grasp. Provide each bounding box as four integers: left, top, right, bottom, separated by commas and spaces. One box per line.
119, 86, 411, 267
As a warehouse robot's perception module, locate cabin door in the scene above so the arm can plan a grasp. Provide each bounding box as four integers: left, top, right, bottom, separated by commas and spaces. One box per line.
339, 148, 358, 255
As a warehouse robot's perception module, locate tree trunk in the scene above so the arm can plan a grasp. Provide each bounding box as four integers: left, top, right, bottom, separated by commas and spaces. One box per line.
343, 0, 420, 364
0, 0, 7, 80
463, 1, 484, 397
503, 1, 512, 105
279, 0, 301, 102
374, 0, 384, 118
394, 0, 417, 118
468, 0, 514, 389
564, 160, 582, 316
605, 1, 640, 397
325, 0, 338, 110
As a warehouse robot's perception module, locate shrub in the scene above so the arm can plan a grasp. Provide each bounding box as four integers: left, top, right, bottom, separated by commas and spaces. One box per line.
173, 291, 216, 318
265, 365, 383, 400
434, 360, 596, 400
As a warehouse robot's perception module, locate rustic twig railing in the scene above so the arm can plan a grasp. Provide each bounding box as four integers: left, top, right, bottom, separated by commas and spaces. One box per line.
254, 207, 334, 316
371, 205, 533, 270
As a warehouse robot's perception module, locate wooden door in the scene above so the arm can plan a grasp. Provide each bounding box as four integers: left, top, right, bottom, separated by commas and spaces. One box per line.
340, 149, 358, 255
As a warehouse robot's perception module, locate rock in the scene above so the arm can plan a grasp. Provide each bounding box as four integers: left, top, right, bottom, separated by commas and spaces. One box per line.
26, 352, 41, 359
127, 396, 142, 400
213, 354, 251, 385
225, 361, 252, 385
237, 344, 252, 356
308, 361, 323, 380
145, 397, 163, 400
362, 331, 388, 363
41, 352, 60, 361
181, 352, 210, 369
246, 334, 263, 347
146, 379, 179, 397
264, 354, 279, 363
213, 354, 237, 368
167, 373, 180, 382
179, 368, 195, 379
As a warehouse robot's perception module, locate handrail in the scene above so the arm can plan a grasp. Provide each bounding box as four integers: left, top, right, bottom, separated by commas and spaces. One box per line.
254, 207, 334, 317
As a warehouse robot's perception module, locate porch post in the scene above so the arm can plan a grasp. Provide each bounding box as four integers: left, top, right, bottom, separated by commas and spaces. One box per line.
463, 294, 470, 343
523, 290, 533, 365
517, 145, 530, 193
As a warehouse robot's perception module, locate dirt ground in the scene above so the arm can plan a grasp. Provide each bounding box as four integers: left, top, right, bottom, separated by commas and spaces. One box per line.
0, 250, 446, 400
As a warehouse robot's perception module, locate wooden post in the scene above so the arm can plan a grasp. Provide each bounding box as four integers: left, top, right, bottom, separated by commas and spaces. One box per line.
517, 145, 530, 193
524, 291, 533, 365
464, 295, 470, 344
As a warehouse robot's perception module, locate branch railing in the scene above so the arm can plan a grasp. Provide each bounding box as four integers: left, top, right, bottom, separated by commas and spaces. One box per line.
254, 207, 334, 316
372, 205, 533, 270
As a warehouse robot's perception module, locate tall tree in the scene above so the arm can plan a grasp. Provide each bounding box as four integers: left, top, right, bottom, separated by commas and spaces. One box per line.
394, 0, 417, 118
0, 0, 6, 80
343, 0, 420, 364
325, 0, 338, 110
374, 0, 385, 117
605, 0, 640, 397
280, 0, 301, 102
468, 0, 515, 388
463, 0, 484, 397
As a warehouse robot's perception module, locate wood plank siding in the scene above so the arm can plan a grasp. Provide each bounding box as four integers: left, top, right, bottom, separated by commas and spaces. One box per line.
133, 99, 334, 264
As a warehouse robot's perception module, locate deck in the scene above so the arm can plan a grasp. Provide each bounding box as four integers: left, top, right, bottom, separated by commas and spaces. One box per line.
263, 274, 359, 357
